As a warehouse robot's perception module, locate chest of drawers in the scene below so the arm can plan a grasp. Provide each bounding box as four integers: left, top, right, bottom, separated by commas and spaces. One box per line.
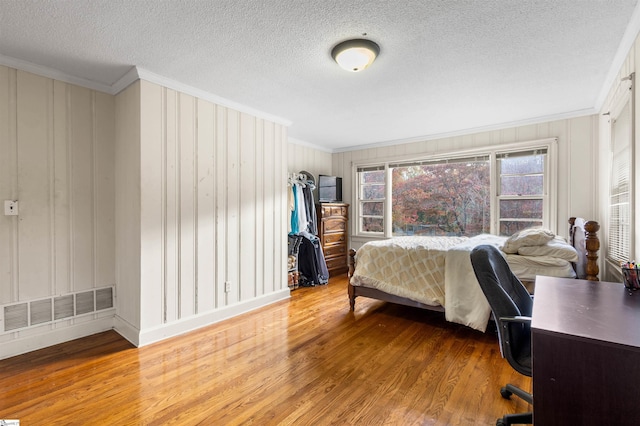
316, 203, 349, 276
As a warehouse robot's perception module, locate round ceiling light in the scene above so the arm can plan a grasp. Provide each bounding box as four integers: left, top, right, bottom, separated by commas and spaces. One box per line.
331, 39, 380, 72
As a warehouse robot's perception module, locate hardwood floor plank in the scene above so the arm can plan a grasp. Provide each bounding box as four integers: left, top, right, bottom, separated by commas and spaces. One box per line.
0, 275, 531, 425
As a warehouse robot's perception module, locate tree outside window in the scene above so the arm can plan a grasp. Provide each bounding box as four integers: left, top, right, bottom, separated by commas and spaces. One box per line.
355, 143, 552, 238
391, 159, 490, 236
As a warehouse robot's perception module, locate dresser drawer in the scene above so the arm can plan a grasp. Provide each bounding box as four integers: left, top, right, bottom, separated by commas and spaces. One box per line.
324, 232, 346, 245
324, 243, 346, 258
331, 206, 349, 218
323, 218, 346, 233
320, 205, 349, 218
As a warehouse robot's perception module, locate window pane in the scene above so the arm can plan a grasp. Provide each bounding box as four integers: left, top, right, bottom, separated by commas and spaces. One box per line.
499, 199, 543, 219
391, 161, 490, 236
362, 202, 383, 216
500, 175, 543, 196
499, 154, 544, 174
362, 170, 385, 183
499, 220, 543, 236
362, 217, 383, 232
362, 184, 384, 200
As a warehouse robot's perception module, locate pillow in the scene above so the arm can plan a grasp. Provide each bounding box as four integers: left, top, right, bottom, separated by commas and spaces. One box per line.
517, 236, 579, 261
505, 254, 577, 281
502, 227, 555, 254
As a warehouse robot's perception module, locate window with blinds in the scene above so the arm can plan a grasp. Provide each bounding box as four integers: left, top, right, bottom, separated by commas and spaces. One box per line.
609, 97, 632, 264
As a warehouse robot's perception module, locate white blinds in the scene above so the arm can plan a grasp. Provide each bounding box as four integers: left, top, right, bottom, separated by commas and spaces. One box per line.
609, 97, 632, 264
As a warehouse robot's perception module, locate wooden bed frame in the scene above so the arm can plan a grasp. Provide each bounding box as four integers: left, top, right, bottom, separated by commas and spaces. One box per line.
346, 218, 601, 311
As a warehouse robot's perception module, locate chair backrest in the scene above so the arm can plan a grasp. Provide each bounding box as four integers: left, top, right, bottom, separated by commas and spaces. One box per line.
470, 244, 533, 377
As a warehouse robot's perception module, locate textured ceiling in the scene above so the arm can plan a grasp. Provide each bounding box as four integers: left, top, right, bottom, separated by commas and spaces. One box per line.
0, 0, 638, 151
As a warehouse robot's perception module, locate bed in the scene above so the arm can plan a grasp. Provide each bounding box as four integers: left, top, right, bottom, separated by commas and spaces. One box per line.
347, 218, 600, 332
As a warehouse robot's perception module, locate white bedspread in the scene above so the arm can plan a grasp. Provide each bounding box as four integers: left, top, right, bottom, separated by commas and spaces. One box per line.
351, 234, 507, 332
443, 234, 506, 332
351, 236, 468, 308
351, 231, 579, 332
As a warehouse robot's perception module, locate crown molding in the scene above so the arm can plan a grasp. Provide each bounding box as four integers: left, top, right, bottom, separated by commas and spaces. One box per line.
0, 53, 115, 93
0, 55, 292, 127
288, 137, 333, 153
115, 66, 291, 127
334, 108, 597, 153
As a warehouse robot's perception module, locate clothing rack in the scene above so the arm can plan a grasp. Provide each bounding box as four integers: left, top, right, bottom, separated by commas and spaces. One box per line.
288, 171, 315, 188
288, 170, 326, 287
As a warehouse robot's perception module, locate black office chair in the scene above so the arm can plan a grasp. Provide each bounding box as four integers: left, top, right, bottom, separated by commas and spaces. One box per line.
470, 245, 533, 426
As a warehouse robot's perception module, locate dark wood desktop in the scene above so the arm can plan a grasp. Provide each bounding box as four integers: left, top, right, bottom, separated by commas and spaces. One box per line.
531, 276, 640, 425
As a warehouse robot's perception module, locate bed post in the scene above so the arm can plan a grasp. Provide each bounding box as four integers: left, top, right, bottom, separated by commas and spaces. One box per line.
348, 249, 356, 278
348, 249, 357, 310
585, 221, 600, 281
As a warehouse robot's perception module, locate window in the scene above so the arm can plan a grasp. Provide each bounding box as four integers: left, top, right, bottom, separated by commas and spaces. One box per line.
608, 91, 632, 265
388, 156, 490, 236
357, 166, 386, 233
354, 140, 556, 238
497, 149, 547, 235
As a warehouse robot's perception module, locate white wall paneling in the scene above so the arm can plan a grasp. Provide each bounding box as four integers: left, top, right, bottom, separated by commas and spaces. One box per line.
114, 81, 141, 335
131, 80, 289, 346
1, 66, 291, 357
0, 67, 115, 358
287, 141, 332, 180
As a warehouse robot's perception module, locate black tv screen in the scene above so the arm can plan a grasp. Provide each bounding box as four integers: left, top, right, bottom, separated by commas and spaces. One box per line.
318, 175, 342, 202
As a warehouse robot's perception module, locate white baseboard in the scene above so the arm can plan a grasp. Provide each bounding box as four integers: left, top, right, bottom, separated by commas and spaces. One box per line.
112, 314, 141, 347
0, 315, 115, 360
135, 289, 291, 347
0, 289, 291, 360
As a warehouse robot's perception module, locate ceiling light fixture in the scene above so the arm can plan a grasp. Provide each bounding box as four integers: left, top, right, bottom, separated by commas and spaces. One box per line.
331, 39, 380, 72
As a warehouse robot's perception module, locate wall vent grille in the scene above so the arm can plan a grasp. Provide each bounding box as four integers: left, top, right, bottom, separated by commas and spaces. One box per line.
1, 286, 115, 333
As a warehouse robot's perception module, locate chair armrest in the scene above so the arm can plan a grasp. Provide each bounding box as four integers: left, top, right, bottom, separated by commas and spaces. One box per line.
499, 316, 532, 324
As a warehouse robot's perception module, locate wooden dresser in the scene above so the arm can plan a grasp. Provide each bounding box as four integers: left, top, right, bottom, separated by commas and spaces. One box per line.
316, 203, 349, 276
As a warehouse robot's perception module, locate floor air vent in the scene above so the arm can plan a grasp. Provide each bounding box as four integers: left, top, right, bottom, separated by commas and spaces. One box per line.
2, 286, 115, 333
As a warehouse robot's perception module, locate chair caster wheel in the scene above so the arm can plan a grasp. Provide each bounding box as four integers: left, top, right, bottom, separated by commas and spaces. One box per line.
496, 420, 506, 426
500, 387, 512, 399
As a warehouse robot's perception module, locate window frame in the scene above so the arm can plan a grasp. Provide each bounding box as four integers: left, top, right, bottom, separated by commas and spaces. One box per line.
495, 148, 550, 235
352, 138, 558, 239
606, 75, 634, 267
356, 165, 387, 236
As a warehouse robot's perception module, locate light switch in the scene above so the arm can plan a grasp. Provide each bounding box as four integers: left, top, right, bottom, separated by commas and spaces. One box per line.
4, 200, 18, 216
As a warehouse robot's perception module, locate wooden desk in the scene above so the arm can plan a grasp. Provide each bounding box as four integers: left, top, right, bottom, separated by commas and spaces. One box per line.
531, 276, 640, 425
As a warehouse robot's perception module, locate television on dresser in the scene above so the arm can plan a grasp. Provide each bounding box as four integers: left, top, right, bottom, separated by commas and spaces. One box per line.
318, 175, 342, 202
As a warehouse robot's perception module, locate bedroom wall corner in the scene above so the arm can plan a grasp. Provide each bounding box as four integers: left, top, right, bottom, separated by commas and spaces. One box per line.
114, 80, 143, 343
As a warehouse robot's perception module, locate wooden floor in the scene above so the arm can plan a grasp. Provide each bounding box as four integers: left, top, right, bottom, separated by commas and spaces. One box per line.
0, 275, 531, 425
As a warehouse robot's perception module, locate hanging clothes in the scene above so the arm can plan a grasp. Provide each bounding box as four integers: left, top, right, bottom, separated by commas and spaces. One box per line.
295, 184, 307, 234
302, 183, 317, 235
290, 185, 300, 234
297, 231, 329, 286
288, 173, 316, 235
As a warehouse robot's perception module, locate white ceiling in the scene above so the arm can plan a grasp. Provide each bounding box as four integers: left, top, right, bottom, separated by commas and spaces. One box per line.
1, 1, 639, 151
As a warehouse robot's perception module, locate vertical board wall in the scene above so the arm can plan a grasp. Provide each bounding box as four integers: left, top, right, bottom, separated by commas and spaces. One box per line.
116, 80, 289, 345
0, 67, 115, 354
